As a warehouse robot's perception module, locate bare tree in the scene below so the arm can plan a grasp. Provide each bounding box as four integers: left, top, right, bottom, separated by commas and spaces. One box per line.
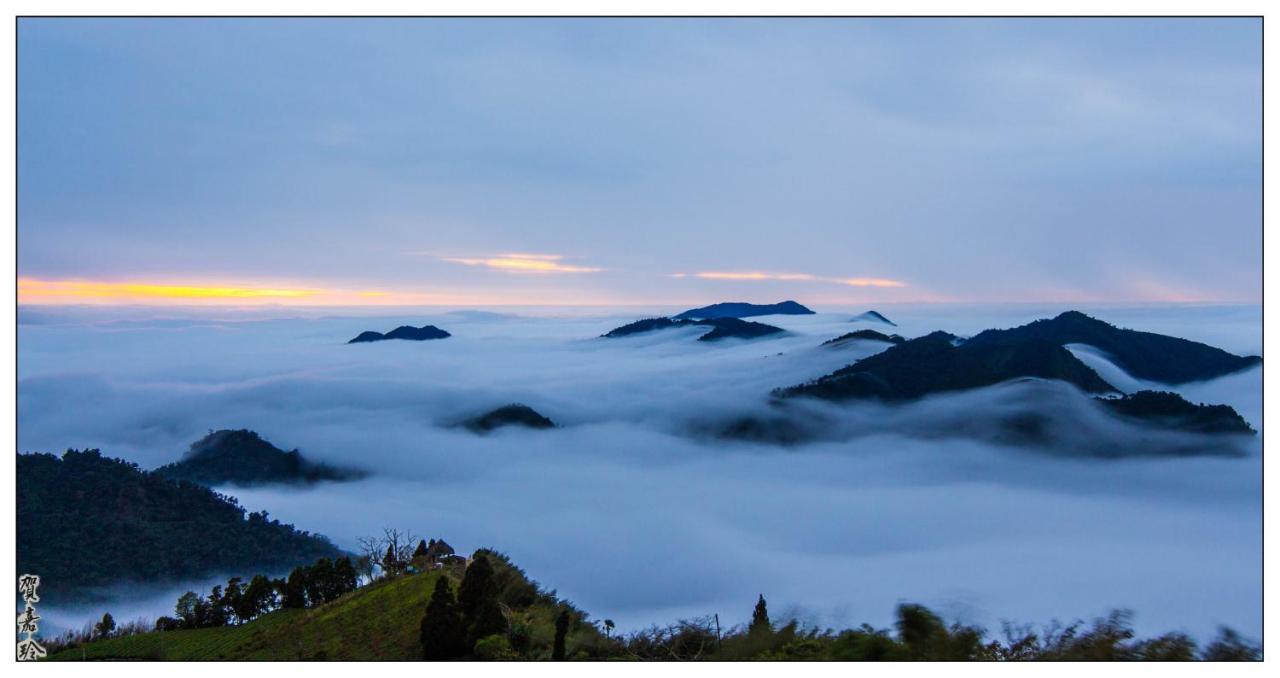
358, 528, 420, 579
624, 616, 719, 661
383, 527, 419, 563
356, 534, 385, 579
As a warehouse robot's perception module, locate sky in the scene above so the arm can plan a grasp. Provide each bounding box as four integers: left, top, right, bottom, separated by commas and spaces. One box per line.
17, 18, 1262, 306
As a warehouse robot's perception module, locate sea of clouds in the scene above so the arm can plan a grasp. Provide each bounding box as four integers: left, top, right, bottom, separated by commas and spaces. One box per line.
17, 303, 1261, 642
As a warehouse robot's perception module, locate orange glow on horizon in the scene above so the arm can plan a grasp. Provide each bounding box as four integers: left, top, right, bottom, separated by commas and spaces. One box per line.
13, 275, 1233, 308
16, 277, 620, 307
18, 278, 320, 302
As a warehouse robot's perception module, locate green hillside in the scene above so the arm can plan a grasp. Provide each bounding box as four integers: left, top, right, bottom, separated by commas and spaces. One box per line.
50, 556, 603, 661
46, 551, 1262, 662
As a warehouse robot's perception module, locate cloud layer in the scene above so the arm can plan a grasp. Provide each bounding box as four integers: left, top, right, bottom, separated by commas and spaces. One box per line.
18, 303, 1261, 642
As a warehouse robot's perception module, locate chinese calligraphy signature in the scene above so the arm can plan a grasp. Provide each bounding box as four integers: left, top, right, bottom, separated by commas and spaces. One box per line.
17, 574, 46, 661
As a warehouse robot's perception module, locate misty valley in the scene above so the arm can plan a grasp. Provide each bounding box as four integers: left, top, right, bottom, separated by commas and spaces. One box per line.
15, 302, 1262, 660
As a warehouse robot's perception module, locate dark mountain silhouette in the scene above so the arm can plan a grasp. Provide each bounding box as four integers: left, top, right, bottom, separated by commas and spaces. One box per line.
18, 449, 341, 596
155, 429, 365, 487
697, 317, 787, 341
463, 404, 556, 433
822, 329, 906, 347
780, 331, 1115, 402
965, 311, 1260, 384
777, 312, 1258, 437
348, 325, 451, 343
603, 316, 785, 342
602, 317, 686, 337
853, 310, 896, 326
1097, 391, 1255, 435
673, 300, 814, 319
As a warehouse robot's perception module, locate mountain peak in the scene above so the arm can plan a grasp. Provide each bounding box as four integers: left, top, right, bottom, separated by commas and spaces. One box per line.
673, 301, 814, 320
157, 429, 364, 486
968, 312, 1260, 384
853, 310, 897, 326
348, 324, 451, 343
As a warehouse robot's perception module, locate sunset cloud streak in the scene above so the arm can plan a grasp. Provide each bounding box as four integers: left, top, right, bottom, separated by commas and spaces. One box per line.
441, 253, 602, 274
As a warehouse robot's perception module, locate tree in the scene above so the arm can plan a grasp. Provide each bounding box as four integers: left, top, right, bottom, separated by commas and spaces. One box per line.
308, 558, 335, 604
206, 585, 229, 627
335, 557, 359, 597
282, 567, 308, 608
353, 555, 375, 584
457, 554, 506, 645
473, 634, 516, 660
413, 539, 429, 559
749, 594, 771, 637
223, 577, 245, 624
383, 543, 398, 574
357, 535, 385, 579
604, 619, 615, 639
382, 528, 419, 575
421, 576, 466, 660
95, 612, 116, 639
241, 574, 276, 620
895, 603, 947, 659
175, 591, 201, 628
471, 599, 508, 648
1202, 627, 1261, 661
457, 555, 495, 618
553, 608, 570, 660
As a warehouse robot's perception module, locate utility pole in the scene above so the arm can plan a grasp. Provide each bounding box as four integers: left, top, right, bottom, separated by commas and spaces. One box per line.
714, 613, 722, 652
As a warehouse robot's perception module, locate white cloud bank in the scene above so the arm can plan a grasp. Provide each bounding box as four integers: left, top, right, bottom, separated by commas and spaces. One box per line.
18, 303, 1261, 642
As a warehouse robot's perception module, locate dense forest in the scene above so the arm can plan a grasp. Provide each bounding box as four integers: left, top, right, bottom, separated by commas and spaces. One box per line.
17, 449, 342, 597
154, 429, 365, 487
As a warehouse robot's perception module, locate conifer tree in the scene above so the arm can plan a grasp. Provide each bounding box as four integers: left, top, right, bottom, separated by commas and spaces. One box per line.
553, 609, 570, 661
421, 576, 466, 660
749, 594, 771, 637
413, 539, 429, 559
383, 543, 399, 574
457, 555, 496, 620
457, 554, 506, 646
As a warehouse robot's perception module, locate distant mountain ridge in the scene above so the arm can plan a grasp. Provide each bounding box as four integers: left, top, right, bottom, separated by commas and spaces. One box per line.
673, 300, 814, 319
822, 329, 906, 346
784, 311, 1261, 403
1098, 390, 1255, 435
964, 311, 1260, 384
463, 404, 556, 433
155, 429, 365, 487
602, 316, 786, 341
349, 325, 451, 343
776, 311, 1257, 437
853, 310, 896, 326
782, 330, 1115, 401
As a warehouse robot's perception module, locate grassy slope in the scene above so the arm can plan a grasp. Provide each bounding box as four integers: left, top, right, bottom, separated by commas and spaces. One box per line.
50, 570, 445, 661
